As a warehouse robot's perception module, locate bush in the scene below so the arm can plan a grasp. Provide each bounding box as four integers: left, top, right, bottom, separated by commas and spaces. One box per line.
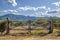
14, 22, 24, 26
0, 21, 6, 34
31, 22, 37, 26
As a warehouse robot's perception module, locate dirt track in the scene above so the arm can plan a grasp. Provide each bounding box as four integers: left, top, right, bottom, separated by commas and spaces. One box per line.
0, 35, 60, 40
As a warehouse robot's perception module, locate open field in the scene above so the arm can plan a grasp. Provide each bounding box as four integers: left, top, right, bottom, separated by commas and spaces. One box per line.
0, 29, 60, 40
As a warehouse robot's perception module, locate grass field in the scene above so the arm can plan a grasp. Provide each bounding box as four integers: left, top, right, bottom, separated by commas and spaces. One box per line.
0, 29, 60, 40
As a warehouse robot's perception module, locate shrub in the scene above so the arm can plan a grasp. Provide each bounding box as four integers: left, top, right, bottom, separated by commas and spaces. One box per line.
14, 22, 24, 26
0, 21, 6, 34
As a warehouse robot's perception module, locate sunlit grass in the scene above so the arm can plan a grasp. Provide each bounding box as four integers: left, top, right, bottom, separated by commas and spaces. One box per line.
51, 29, 60, 35
31, 30, 48, 35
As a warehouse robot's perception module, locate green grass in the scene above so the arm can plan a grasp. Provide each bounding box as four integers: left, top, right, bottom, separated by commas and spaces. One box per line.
31, 30, 48, 35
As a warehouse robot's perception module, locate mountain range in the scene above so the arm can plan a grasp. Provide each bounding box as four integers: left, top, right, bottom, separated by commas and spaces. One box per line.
0, 13, 60, 21
0, 14, 38, 21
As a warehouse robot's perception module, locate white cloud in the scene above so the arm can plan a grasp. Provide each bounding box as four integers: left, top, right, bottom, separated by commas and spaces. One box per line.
8, 9, 18, 13
5, 0, 17, 6
0, 9, 18, 13
44, 9, 60, 17
52, 2, 60, 7
1, 5, 60, 17
0, 6, 47, 16
30, 8, 60, 17
17, 6, 46, 11
30, 12, 48, 17
47, 7, 51, 11
0, 6, 47, 13
0, 8, 60, 17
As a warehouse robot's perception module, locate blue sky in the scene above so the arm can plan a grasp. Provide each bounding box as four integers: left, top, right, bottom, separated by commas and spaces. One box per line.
0, 0, 60, 17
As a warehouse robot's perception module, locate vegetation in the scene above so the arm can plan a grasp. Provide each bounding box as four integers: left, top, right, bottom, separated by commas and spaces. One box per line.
53, 19, 60, 29
0, 21, 6, 34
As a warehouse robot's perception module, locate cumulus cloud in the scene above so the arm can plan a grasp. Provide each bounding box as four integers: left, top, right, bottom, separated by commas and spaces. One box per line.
30, 8, 60, 17
52, 2, 60, 7
0, 9, 18, 13
47, 9, 60, 17
0, 6, 47, 13
17, 6, 46, 11
43, 10, 60, 17
30, 12, 48, 17
0, 6, 47, 16
0, 5, 60, 17
8, 9, 18, 13
5, 0, 17, 6
0, 8, 60, 17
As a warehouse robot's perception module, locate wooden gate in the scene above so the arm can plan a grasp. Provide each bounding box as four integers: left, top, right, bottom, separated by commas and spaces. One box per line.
5, 17, 53, 34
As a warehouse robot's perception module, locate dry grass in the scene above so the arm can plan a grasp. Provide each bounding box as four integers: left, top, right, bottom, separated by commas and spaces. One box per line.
0, 35, 60, 40
0, 29, 60, 40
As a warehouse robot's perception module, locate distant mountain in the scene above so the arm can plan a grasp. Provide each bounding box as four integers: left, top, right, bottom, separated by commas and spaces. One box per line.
0, 14, 38, 21
0, 13, 60, 21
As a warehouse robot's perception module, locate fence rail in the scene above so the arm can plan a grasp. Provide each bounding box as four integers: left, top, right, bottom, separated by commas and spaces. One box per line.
0, 17, 54, 35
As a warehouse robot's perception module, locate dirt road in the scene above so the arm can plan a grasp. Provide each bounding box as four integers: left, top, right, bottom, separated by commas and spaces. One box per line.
0, 35, 60, 40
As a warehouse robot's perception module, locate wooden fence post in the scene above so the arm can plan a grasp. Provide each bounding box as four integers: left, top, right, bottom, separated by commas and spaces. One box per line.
5, 17, 10, 35
27, 20, 32, 34
48, 18, 53, 34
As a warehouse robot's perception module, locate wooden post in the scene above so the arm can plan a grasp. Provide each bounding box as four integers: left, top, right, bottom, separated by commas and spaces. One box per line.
27, 20, 32, 34
48, 18, 53, 34
5, 17, 10, 35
